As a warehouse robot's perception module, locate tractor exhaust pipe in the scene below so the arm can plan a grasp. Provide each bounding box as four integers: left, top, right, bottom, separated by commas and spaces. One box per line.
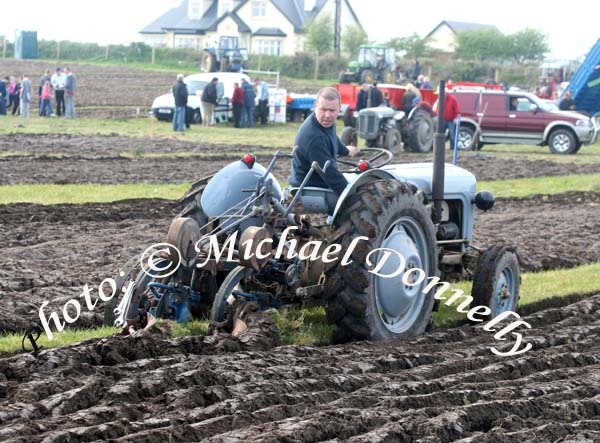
432, 80, 446, 224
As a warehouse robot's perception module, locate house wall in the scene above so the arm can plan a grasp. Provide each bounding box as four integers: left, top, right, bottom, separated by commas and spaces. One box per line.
426, 25, 456, 52
236, 1, 296, 55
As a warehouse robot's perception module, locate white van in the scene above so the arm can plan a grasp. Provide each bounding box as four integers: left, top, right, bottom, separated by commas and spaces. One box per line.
151, 72, 251, 124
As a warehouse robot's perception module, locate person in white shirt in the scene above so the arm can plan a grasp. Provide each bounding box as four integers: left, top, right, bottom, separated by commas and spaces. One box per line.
50, 67, 67, 117
255, 78, 269, 125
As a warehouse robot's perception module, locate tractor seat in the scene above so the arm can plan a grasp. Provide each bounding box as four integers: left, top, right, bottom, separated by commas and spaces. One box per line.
289, 186, 339, 215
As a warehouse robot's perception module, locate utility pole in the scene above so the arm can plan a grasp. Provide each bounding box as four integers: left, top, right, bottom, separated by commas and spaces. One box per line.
334, 0, 341, 57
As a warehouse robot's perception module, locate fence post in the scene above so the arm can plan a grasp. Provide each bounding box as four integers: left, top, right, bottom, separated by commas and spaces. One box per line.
313, 54, 319, 80
105, 45, 110, 61
151, 47, 156, 64
495, 67, 500, 83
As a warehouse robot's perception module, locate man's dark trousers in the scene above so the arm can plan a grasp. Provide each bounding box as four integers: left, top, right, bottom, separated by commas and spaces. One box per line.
55, 90, 65, 116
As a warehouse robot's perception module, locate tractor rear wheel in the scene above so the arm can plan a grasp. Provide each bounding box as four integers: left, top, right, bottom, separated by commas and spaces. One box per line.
471, 246, 520, 320
361, 69, 373, 84
408, 109, 434, 153
325, 179, 438, 342
203, 53, 217, 73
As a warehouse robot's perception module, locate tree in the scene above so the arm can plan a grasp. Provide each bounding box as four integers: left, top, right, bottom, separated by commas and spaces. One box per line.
508, 28, 549, 63
342, 24, 367, 57
387, 33, 431, 58
455, 28, 509, 62
304, 15, 334, 55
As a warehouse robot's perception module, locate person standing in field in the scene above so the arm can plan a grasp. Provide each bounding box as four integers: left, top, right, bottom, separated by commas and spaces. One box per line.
171, 73, 188, 132
231, 81, 243, 128
240, 78, 255, 128
38, 69, 51, 116
51, 67, 66, 117
10, 76, 20, 115
19, 75, 32, 117
0, 77, 7, 115
201, 77, 218, 127
40, 80, 53, 117
255, 77, 269, 125
64, 67, 76, 118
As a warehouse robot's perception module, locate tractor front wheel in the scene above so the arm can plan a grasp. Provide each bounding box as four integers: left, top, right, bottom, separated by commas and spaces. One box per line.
408, 109, 434, 153
471, 246, 520, 320
384, 128, 402, 154
325, 179, 438, 342
341, 126, 358, 147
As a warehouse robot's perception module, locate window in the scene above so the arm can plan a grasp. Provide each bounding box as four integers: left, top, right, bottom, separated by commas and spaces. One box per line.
255, 39, 281, 56
218, 0, 233, 16
252, 0, 266, 17
189, 0, 202, 17
175, 38, 200, 50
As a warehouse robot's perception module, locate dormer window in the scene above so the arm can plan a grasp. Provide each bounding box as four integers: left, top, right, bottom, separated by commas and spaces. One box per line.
218, 0, 233, 16
188, 0, 202, 18
252, 0, 266, 17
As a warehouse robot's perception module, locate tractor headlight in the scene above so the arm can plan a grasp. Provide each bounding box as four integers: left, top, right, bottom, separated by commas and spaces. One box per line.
576, 119, 591, 127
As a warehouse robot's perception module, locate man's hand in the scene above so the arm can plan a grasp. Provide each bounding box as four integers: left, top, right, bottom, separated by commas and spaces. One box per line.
346, 145, 359, 157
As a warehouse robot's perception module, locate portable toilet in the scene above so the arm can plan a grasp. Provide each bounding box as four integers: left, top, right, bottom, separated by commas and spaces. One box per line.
14, 30, 38, 59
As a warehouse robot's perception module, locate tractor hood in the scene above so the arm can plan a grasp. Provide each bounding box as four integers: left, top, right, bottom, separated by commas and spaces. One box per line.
375, 163, 477, 197
201, 160, 283, 218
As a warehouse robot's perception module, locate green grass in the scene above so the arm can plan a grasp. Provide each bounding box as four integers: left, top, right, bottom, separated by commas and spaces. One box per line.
0, 183, 189, 204
478, 142, 600, 164
478, 173, 600, 198
433, 261, 600, 326
1, 326, 119, 356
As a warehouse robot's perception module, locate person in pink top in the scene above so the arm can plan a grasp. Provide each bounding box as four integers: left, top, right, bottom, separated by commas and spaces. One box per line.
40, 80, 53, 117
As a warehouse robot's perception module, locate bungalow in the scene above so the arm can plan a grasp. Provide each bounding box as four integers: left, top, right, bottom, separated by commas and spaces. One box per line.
425, 20, 500, 53
140, 0, 362, 56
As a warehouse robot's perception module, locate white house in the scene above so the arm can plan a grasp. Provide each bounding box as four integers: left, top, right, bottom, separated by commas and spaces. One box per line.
425, 20, 500, 53
140, 0, 363, 56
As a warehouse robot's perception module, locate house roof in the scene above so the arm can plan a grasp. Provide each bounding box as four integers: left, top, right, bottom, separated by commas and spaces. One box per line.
253, 27, 287, 37
425, 20, 499, 39
141, 0, 362, 35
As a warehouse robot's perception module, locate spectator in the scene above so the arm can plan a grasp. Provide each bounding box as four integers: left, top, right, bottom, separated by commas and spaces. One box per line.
421, 76, 432, 90
415, 74, 424, 88
433, 88, 461, 150
172, 73, 188, 132
19, 75, 32, 118
64, 67, 76, 118
0, 76, 7, 115
10, 77, 20, 115
255, 77, 269, 125
412, 58, 421, 81
559, 90, 576, 111
215, 80, 224, 125
402, 83, 421, 114
40, 80, 53, 117
240, 78, 255, 128
38, 70, 51, 116
201, 77, 218, 127
369, 82, 383, 107
51, 67, 66, 117
231, 81, 244, 128
509, 97, 519, 111
355, 83, 369, 112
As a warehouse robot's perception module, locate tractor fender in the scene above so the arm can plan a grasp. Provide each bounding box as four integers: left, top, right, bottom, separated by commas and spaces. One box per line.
331, 169, 397, 225
455, 117, 481, 137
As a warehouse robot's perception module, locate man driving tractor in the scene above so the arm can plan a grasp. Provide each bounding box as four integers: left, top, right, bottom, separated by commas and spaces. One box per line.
290, 87, 358, 195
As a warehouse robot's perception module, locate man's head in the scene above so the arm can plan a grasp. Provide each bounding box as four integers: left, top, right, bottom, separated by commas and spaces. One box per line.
56, 67, 61, 73
64, 67, 70, 74
177, 73, 184, 82
314, 87, 341, 128
564, 90, 572, 99
212, 77, 218, 83
233, 82, 239, 87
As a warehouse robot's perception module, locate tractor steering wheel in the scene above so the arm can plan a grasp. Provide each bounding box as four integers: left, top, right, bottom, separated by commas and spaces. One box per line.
337, 148, 393, 173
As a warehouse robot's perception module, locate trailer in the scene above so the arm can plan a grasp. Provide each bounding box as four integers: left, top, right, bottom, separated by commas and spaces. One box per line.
565, 38, 600, 116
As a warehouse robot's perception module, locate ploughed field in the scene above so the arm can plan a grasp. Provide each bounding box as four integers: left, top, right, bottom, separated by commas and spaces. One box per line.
2, 63, 600, 440
1, 295, 600, 442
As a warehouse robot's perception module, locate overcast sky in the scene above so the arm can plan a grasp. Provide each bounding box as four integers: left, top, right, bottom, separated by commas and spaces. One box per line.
0, 0, 596, 60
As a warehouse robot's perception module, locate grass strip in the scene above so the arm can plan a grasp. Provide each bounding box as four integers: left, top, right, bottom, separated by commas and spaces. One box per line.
478, 173, 600, 198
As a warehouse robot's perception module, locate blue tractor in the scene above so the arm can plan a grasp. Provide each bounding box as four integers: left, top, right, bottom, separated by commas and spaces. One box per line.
106, 85, 520, 341
202, 36, 248, 73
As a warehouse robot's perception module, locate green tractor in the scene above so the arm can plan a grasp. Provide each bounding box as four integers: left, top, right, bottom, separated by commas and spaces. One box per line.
339, 44, 396, 84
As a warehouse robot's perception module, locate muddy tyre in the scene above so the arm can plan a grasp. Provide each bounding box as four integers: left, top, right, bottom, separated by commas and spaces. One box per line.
471, 246, 520, 320
408, 109, 434, 153
341, 126, 358, 147
385, 128, 402, 154
548, 128, 578, 154
326, 179, 438, 342
203, 53, 217, 73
